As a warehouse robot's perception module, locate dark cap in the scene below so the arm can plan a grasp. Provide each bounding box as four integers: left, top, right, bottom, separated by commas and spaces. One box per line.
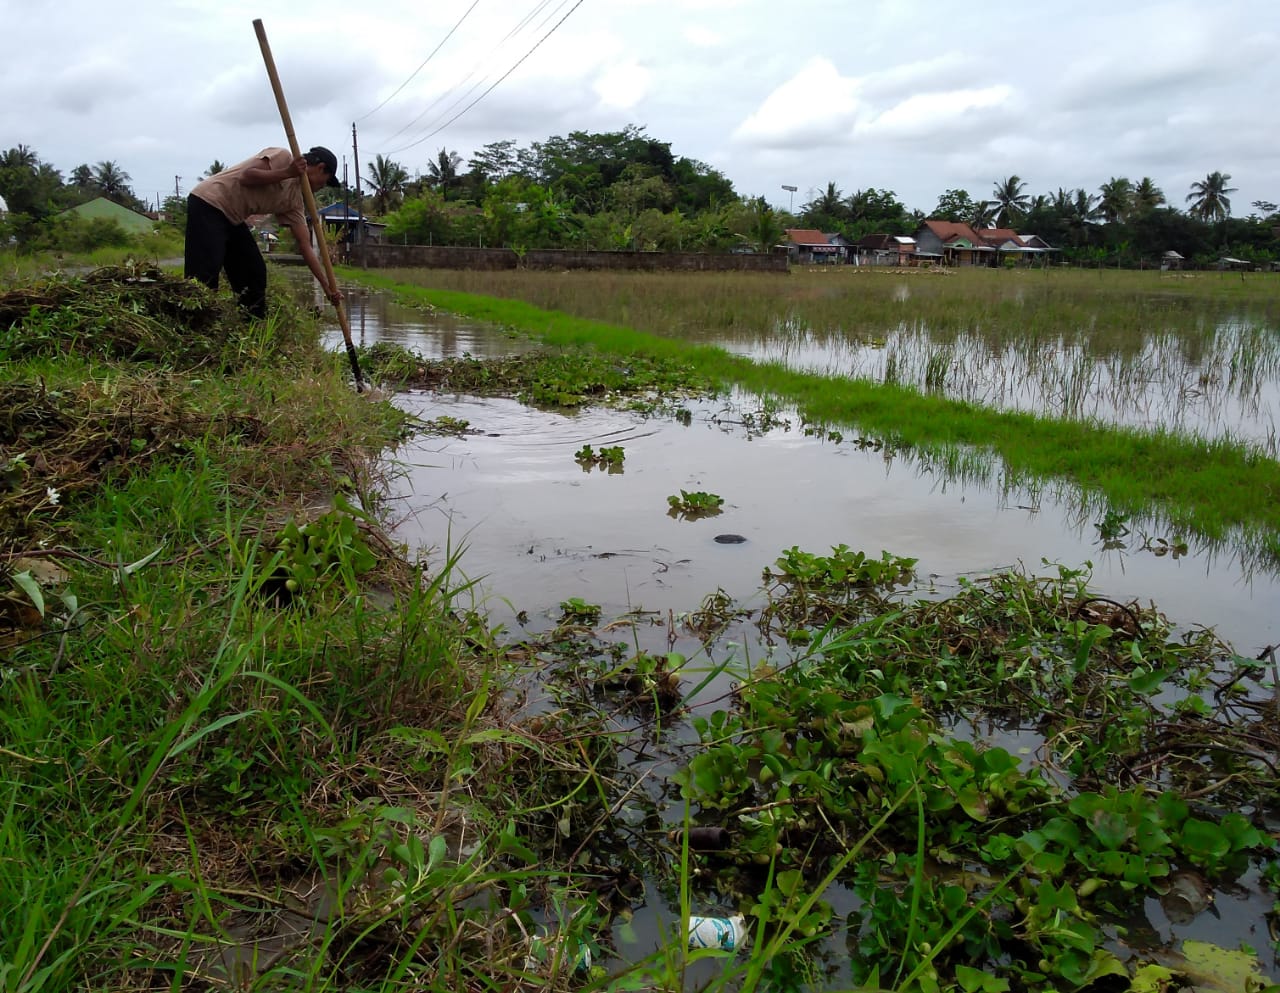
304, 146, 341, 187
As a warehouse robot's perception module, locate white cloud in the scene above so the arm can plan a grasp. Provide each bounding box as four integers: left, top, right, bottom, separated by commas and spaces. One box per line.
593, 60, 651, 111
682, 25, 723, 48
733, 57, 862, 148
860, 86, 1014, 141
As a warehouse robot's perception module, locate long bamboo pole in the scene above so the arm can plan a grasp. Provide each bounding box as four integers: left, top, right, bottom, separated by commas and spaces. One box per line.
252, 18, 364, 392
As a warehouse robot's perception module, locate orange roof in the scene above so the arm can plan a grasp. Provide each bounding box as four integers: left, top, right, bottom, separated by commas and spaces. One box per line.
922, 219, 982, 244
975, 227, 1020, 246
784, 228, 832, 246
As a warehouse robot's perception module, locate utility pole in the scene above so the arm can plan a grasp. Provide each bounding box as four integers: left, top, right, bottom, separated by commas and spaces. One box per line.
175, 176, 182, 201
352, 123, 363, 247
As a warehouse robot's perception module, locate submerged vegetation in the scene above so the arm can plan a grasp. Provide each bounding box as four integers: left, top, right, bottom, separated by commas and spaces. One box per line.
3, 262, 1280, 992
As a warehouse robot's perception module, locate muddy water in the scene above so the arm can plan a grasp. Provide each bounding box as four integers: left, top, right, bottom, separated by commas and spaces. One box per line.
316, 279, 1280, 984
320, 280, 1280, 657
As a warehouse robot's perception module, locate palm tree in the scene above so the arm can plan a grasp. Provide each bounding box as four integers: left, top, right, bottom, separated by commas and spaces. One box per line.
0, 145, 38, 172
92, 160, 132, 202
1131, 177, 1165, 215
426, 148, 463, 197
1097, 177, 1133, 224
991, 175, 1029, 227
363, 153, 409, 215
804, 181, 845, 220
1067, 189, 1101, 244
206, 160, 226, 177
738, 197, 785, 254
70, 164, 95, 191
1186, 171, 1237, 222
969, 200, 997, 229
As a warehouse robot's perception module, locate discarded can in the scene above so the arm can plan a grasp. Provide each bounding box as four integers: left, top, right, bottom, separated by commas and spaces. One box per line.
669, 826, 731, 850
687, 914, 748, 952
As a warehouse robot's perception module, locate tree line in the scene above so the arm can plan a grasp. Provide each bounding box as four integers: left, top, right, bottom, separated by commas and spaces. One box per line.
3, 128, 1277, 266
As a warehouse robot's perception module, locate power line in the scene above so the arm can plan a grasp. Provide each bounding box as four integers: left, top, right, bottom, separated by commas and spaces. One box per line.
356, 0, 483, 123
377, 0, 560, 148
386, 0, 588, 156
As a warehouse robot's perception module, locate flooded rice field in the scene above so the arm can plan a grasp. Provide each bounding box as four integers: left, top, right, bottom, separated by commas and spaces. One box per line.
326, 281, 1279, 659
736, 314, 1280, 452
318, 277, 1280, 987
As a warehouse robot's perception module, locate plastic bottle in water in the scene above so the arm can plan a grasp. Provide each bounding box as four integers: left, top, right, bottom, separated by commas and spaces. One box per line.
687, 914, 748, 951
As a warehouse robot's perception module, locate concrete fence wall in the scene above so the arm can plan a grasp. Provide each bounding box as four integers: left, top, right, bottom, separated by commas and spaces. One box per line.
350, 243, 789, 273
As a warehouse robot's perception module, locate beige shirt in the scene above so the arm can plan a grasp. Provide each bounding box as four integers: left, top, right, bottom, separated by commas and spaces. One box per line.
191, 147, 306, 229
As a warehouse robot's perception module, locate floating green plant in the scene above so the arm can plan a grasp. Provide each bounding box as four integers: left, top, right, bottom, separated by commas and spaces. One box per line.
667, 489, 725, 519
573, 444, 625, 470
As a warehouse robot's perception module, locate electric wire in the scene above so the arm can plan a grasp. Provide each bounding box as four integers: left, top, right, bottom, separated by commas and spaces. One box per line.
356, 0, 483, 123
384, 0, 588, 156
377, 0, 561, 147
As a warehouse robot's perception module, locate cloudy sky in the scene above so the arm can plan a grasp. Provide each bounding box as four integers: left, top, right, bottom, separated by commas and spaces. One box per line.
3, 0, 1277, 216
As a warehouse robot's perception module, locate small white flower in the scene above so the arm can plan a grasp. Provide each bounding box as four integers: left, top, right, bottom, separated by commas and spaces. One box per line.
46, 486, 60, 506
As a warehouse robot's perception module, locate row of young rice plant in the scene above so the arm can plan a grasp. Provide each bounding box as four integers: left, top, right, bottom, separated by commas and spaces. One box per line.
359, 265, 1280, 452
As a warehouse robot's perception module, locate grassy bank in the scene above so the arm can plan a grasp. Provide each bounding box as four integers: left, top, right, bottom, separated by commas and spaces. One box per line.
0, 266, 531, 990
344, 269, 1280, 559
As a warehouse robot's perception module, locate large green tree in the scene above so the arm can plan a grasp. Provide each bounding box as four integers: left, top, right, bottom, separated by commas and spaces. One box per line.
932, 189, 976, 223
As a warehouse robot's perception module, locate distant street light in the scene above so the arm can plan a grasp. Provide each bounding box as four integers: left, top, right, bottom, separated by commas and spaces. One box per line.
781, 184, 797, 213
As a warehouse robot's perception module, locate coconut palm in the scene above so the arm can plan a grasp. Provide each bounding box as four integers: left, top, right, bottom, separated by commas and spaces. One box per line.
1, 145, 38, 172
969, 200, 998, 229
1131, 177, 1166, 215
92, 160, 132, 202
1097, 177, 1133, 224
1066, 188, 1101, 244
805, 181, 845, 219
426, 148, 463, 196
364, 153, 409, 215
991, 175, 1029, 226
206, 160, 226, 176
70, 164, 95, 191
1185, 171, 1237, 222
737, 196, 786, 254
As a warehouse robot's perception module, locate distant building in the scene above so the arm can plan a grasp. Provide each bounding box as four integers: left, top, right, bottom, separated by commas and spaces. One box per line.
855, 233, 916, 266
317, 202, 386, 246
911, 220, 1057, 266
55, 197, 155, 235
783, 228, 841, 264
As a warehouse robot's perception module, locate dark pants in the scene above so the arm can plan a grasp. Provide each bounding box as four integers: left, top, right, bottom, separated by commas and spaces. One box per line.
184, 194, 268, 319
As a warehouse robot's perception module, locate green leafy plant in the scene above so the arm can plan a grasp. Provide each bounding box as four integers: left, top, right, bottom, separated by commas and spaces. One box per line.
667, 489, 724, 518
558, 596, 601, 624
268, 494, 378, 600
574, 444, 625, 470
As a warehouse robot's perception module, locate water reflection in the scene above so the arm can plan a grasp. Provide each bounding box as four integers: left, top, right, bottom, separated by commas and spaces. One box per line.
728, 317, 1280, 452
303, 277, 1279, 655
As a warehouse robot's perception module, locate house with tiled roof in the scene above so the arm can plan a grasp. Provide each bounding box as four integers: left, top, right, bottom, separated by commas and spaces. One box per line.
912, 220, 994, 265
784, 228, 841, 264
913, 220, 1057, 266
